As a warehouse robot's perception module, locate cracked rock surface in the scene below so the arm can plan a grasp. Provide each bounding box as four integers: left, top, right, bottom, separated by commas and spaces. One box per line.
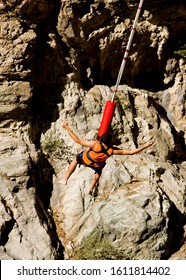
0, 0, 186, 259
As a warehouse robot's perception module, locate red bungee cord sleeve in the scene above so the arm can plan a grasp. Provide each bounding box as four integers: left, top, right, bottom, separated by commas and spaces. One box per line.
97, 101, 116, 137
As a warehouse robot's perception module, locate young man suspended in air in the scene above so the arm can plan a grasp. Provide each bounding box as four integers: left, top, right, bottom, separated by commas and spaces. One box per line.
59, 121, 154, 195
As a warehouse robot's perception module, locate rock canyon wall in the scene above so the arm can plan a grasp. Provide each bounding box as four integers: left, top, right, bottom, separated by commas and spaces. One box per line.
0, 0, 185, 259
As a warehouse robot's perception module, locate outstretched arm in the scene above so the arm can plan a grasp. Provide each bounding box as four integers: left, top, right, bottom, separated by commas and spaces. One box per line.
113, 139, 155, 155
61, 121, 95, 148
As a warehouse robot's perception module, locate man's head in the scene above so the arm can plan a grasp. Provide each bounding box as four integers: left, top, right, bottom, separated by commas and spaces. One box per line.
100, 132, 113, 146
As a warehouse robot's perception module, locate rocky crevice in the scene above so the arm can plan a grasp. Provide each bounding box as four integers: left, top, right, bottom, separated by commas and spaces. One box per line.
0, 196, 16, 246
147, 96, 186, 162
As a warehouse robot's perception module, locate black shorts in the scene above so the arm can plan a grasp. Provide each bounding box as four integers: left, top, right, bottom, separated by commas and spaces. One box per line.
76, 152, 105, 175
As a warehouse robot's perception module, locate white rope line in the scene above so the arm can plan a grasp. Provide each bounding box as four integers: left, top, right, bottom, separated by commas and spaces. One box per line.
111, 0, 144, 102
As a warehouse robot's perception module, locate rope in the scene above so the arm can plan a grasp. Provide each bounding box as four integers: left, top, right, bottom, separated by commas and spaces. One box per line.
111, 0, 144, 102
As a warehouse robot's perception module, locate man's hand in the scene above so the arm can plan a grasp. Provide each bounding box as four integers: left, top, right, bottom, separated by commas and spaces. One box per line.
61, 121, 68, 129
143, 138, 155, 148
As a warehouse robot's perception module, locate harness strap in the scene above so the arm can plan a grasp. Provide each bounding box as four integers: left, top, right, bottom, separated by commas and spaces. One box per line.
92, 142, 110, 157
86, 147, 111, 167
100, 142, 110, 157
87, 151, 99, 165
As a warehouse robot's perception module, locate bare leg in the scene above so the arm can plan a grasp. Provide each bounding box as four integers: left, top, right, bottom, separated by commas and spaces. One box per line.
58, 157, 77, 185
88, 172, 101, 195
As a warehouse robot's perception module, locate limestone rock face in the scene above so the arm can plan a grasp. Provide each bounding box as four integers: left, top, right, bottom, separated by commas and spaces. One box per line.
49, 84, 186, 259
0, 0, 186, 260
57, 0, 186, 90
0, 0, 63, 259
0, 130, 64, 259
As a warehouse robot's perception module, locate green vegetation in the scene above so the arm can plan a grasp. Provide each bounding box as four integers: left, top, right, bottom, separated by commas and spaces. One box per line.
41, 128, 72, 160
174, 44, 186, 58
73, 229, 129, 260
119, 96, 131, 110
116, 89, 131, 111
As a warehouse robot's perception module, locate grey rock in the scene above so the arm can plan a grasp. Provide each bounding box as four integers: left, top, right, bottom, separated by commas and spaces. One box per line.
0, 0, 185, 260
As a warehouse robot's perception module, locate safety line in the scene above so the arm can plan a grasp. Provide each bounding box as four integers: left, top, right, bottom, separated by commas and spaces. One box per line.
111, 0, 144, 102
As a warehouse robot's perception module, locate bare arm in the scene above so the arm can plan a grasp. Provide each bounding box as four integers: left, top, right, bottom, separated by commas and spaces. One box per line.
61, 121, 95, 148
113, 139, 155, 155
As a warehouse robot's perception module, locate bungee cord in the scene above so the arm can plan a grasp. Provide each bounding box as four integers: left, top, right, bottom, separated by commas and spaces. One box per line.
111, 0, 144, 102
98, 0, 144, 137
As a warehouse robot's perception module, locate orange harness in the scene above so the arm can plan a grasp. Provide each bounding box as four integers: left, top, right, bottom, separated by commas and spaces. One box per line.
82, 142, 113, 168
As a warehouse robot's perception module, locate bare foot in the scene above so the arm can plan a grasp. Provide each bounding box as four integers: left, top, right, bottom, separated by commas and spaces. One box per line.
58, 178, 67, 185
